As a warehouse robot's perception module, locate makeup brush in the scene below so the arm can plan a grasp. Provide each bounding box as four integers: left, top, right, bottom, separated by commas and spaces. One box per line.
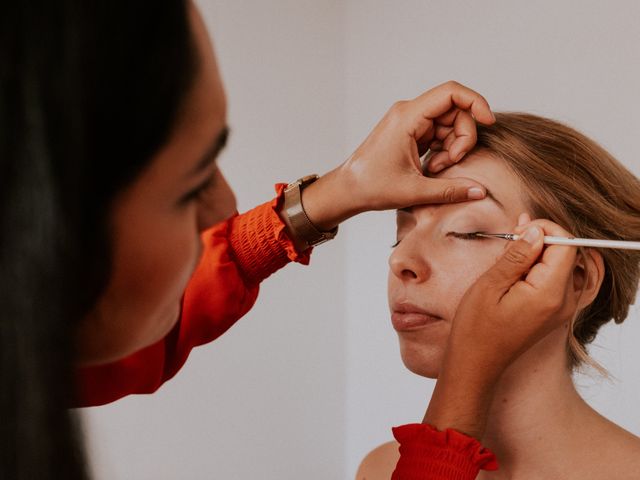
473, 233, 640, 251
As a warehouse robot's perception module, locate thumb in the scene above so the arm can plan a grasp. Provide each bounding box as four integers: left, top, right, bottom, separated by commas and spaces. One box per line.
409, 177, 486, 205
482, 225, 544, 296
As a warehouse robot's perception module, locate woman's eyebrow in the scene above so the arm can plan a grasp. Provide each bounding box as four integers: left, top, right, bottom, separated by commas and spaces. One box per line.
396, 186, 506, 213
187, 126, 230, 178
484, 187, 506, 211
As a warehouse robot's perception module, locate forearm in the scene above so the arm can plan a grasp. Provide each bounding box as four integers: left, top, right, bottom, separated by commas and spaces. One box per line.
424, 366, 497, 440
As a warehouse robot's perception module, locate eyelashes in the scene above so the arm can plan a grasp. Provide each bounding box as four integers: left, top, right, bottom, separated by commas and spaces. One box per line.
392, 231, 487, 248
446, 231, 487, 240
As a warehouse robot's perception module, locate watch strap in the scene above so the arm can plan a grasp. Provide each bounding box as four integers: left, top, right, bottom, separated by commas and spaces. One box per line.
283, 175, 338, 248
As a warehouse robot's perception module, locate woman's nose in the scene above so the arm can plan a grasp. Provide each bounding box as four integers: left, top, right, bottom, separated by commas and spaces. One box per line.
388, 237, 430, 283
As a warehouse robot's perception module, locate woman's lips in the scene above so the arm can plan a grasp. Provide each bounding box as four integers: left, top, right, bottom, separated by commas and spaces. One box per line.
391, 310, 443, 332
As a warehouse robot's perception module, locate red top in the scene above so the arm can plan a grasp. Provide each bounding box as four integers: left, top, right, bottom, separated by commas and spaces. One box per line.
74, 184, 497, 479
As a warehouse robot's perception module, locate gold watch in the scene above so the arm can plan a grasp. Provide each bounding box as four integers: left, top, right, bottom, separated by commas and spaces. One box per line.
283, 174, 338, 248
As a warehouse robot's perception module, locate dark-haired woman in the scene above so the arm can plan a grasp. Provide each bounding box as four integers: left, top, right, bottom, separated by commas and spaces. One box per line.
2, 1, 578, 479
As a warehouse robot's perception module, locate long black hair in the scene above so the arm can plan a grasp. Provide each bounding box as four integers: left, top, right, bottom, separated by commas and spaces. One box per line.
1, 1, 198, 477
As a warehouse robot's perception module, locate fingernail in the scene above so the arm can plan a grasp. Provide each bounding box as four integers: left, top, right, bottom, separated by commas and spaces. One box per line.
431, 163, 445, 173
467, 187, 485, 200
522, 226, 540, 244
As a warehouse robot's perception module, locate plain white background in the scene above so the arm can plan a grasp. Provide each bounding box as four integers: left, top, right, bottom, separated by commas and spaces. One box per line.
83, 1, 640, 478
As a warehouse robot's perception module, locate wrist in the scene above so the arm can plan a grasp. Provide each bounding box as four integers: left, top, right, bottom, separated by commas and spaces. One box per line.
425, 370, 498, 439
277, 175, 340, 250
423, 342, 503, 439
277, 204, 311, 253
301, 166, 360, 231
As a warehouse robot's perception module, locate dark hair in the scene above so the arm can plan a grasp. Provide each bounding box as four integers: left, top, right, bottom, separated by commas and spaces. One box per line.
475, 113, 640, 370
1, 1, 197, 477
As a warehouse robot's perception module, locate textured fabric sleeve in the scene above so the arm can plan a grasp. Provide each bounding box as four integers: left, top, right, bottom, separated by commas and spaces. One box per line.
227, 183, 311, 285
73, 184, 311, 407
391, 423, 498, 480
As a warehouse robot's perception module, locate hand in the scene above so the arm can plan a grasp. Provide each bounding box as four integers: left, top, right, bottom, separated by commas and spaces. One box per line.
300, 81, 496, 231
450, 216, 579, 374
424, 215, 579, 438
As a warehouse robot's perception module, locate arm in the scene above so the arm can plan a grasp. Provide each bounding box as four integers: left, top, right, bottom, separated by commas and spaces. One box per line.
74, 81, 497, 407
74, 185, 307, 407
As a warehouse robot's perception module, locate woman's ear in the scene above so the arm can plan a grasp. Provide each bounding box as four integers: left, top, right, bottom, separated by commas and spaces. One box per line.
572, 248, 605, 309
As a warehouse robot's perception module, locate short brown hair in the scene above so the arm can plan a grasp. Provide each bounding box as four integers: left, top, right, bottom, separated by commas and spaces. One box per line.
475, 113, 640, 369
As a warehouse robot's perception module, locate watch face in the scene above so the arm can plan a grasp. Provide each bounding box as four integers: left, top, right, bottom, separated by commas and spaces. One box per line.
300, 174, 319, 187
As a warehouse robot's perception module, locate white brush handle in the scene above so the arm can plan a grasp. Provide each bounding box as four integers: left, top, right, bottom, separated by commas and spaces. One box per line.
510, 235, 640, 250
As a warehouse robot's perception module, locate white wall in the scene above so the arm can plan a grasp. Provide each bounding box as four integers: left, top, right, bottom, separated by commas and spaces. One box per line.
84, 1, 640, 479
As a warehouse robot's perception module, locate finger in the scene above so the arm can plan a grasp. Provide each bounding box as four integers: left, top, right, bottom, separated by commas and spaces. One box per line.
518, 213, 531, 226
435, 125, 454, 141
401, 176, 486, 205
427, 114, 476, 171
520, 218, 573, 237
417, 120, 453, 157
425, 131, 458, 172
520, 220, 577, 290
429, 140, 443, 151
442, 130, 457, 153
516, 218, 576, 266
409, 81, 495, 139
480, 225, 545, 297
525, 254, 575, 297
447, 111, 477, 163
434, 107, 459, 126
426, 151, 452, 173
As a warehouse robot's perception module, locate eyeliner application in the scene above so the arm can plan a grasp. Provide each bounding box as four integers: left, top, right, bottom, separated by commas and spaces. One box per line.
446, 231, 487, 240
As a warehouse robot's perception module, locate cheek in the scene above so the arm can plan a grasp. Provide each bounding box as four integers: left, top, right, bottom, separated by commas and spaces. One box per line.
111, 208, 203, 321
430, 246, 501, 317
134, 231, 196, 303
78, 191, 205, 363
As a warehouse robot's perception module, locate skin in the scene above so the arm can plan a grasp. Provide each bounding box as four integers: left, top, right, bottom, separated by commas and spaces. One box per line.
76, 3, 499, 364
357, 153, 640, 480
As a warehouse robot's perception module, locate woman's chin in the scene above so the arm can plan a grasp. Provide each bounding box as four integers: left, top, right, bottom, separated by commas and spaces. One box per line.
398, 342, 444, 379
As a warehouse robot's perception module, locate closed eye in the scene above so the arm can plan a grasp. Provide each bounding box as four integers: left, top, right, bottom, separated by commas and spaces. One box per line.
446, 231, 488, 240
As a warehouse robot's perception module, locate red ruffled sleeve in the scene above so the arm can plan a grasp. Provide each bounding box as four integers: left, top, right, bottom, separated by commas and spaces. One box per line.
391, 423, 498, 480
227, 183, 310, 284
73, 184, 310, 407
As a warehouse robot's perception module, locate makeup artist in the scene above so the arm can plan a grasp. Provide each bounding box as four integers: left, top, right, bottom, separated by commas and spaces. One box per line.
2, 1, 576, 479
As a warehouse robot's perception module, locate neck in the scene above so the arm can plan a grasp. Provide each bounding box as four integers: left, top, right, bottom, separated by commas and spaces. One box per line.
479, 327, 595, 479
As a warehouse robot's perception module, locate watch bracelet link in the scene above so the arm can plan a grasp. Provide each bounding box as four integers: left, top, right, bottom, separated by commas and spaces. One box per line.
283, 174, 338, 248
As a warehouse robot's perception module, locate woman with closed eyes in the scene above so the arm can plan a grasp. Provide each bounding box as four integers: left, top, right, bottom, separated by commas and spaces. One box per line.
358, 113, 640, 480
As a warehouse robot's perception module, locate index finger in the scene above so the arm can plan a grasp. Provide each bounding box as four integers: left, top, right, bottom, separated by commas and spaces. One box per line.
410, 81, 495, 138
